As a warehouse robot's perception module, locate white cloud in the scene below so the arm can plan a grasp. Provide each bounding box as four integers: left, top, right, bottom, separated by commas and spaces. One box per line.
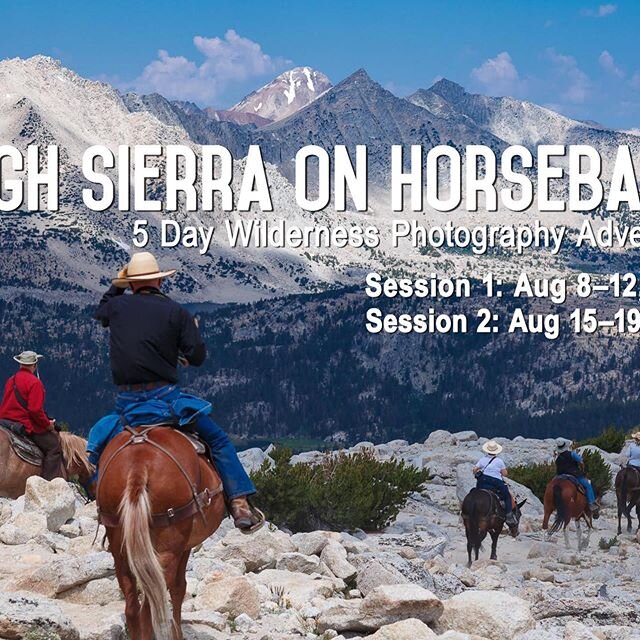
546, 48, 590, 103
470, 52, 522, 96
130, 30, 290, 104
582, 4, 617, 17
599, 50, 624, 78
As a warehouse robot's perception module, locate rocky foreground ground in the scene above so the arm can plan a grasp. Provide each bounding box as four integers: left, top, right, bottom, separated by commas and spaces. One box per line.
1, 430, 639, 640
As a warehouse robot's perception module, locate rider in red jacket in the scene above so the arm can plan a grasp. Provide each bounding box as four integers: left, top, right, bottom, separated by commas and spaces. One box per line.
0, 351, 63, 480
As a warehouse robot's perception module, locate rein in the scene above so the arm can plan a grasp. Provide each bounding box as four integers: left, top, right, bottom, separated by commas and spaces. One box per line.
96, 425, 222, 528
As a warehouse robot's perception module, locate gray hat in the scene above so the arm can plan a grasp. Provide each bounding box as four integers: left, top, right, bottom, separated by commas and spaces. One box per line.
555, 437, 572, 452
14, 351, 44, 366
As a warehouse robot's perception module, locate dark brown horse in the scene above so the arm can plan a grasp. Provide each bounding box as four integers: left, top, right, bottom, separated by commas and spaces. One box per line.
615, 466, 640, 534
0, 430, 94, 498
542, 477, 596, 550
96, 426, 226, 640
461, 487, 526, 567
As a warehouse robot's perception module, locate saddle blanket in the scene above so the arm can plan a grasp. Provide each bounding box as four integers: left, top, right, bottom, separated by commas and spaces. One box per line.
0, 425, 43, 466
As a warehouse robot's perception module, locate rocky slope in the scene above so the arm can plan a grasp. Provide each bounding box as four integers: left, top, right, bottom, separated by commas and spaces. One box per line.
229, 67, 332, 123
1, 431, 639, 640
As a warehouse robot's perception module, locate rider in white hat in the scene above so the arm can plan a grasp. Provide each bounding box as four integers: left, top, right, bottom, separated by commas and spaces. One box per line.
624, 431, 640, 469
0, 351, 64, 480
473, 440, 518, 529
91, 251, 263, 531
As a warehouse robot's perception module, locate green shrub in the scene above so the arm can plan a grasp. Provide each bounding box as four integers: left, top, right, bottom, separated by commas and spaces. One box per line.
598, 536, 619, 550
578, 426, 626, 453
581, 449, 612, 497
251, 447, 429, 532
509, 462, 555, 501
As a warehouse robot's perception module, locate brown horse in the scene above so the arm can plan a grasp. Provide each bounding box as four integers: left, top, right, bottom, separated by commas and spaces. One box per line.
615, 466, 640, 534
461, 487, 526, 567
96, 425, 226, 640
542, 477, 595, 550
0, 429, 94, 498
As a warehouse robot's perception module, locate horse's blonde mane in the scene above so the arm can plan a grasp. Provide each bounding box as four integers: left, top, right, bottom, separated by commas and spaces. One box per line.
60, 432, 94, 476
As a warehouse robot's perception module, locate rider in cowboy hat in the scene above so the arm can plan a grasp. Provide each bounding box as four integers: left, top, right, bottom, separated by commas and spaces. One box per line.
473, 440, 518, 529
625, 431, 640, 468
554, 437, 599, 517
0, 351, 64, 480
93, 251, 263, 532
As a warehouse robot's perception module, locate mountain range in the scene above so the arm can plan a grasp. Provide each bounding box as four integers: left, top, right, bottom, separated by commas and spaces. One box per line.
3, 55, 637, 304
0, 55, 638, 440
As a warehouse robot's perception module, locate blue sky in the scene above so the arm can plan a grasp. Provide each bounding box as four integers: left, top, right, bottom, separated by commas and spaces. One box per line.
2, 0, 639, 128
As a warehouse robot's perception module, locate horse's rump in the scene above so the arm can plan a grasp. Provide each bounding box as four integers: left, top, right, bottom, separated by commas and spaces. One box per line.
96, 426, 222, 529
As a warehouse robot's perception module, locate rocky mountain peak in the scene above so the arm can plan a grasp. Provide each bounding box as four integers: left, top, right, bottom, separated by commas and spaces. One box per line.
229, 66, 332, 123
428, 78, 467, 102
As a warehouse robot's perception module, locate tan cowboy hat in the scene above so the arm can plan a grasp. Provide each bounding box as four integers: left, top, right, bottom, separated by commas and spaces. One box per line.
13, 351, 44, 366
555, 437, 572, 452
482, 440, 503, 455
631, 431, 640, 441
113, 251, 176, 286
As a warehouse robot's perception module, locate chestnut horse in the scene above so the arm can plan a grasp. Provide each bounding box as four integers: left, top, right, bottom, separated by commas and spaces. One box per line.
96, 425, 225, 640
615, 466, 640, 534
461, 488, 526, 567
542, 477, 595, 550
0, 429, 94, 498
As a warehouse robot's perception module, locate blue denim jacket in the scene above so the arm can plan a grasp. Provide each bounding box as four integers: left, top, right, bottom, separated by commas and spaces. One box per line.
87, 385, 211, 465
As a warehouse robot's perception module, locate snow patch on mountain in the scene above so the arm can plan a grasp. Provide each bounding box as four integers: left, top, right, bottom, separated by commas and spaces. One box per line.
229, 67, 332, 122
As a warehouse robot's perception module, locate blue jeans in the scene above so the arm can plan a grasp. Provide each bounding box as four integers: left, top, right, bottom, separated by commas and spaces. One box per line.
476, 474, 512, 514
192, 414, 256, 499
112, 387, 255, 500
576, 476, 596, 503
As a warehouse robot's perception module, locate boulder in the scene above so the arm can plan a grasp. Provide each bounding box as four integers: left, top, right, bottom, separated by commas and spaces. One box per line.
435, 591, 535, 640
238, 448, 272, 474
182, 611, 227, 631
317, 584, 443, 632
193, 576, 260, 619
292, 530, 335, 556
368, 618, 437, 639
61, 577, 123, 605
453, 431, 479, 443
0, 511, 48, 544
72, 611, 126, 640
275, 552, 322, 574
563, 621, 600, 640
250, 569, 345, 609
351, 552, 435, 595
13, 552, 115, 597
362, 584, 443, 625
372, 531, 447, 560
320, 541, 357, 581
0, 591, 79, 640
217, 526, 295, 572
425, 430, 456, 447
351, 555, 408, 596
24, 476, 76, 532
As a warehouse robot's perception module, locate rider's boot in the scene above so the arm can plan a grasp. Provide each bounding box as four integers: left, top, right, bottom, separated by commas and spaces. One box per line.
589, 502, 600, 519
505, 512, 518, 528
229, 496, 265, 533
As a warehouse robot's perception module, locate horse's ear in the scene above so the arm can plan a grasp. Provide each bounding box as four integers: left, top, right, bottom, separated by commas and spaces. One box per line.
517, 499, 527, 509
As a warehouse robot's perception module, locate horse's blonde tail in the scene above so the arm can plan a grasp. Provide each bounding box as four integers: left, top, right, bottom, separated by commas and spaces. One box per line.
119, 468, 170, 639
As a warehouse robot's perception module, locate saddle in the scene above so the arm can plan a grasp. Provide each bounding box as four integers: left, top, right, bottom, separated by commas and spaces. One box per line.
0, 423, 43, 466
556, 474, 586, 495
474, 487, 516, 512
